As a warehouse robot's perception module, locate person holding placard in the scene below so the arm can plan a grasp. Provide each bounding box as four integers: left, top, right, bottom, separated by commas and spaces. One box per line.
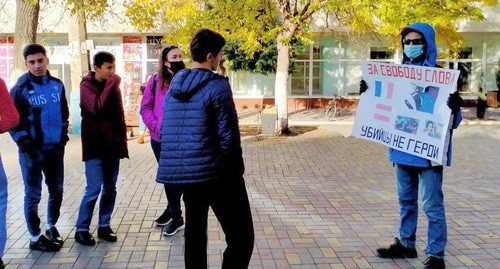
361, 23, 463, 269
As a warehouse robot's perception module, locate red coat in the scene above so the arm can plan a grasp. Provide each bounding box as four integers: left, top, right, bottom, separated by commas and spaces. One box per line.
0, 78, 19, 133
80, 72, 128, 161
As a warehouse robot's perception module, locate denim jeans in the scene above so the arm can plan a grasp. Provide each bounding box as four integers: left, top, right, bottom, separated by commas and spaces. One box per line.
137, 108, 146, 133
395, 164, 446, 258
0, 155, 8, 257
76, 157, 120, 231
19, 147, 65, 237
183, 175, 254, 269
151, 139, 183, 218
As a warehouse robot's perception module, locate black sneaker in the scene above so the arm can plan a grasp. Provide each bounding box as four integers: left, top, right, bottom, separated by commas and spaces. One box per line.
424, 256, 445, 269
155, 209, 172, 226
377, 237, 418, 258
29, 234, 62, 252
97, 226, 117, 242
0, 257, 4, 269
75, 231, 96, 246
45, 226, 64, 246
162, 217, 185, 236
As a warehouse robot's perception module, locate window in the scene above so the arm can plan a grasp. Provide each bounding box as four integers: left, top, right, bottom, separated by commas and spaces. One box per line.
449, 48, 474, 92
370, 47, 393, 60
146, 36, 163, 78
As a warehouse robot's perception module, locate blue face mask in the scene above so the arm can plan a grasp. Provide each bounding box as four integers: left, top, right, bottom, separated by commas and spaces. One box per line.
404, 45, 424, 61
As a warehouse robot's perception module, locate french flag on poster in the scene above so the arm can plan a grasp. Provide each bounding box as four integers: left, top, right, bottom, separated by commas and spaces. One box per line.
373, 80, 393, 123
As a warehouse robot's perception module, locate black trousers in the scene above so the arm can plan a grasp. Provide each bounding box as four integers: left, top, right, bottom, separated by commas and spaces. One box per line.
151, 139, 183, 218
183, 175, 254, 269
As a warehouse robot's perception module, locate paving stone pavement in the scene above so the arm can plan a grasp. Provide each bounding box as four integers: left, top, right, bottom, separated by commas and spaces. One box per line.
0, 123, 498, 268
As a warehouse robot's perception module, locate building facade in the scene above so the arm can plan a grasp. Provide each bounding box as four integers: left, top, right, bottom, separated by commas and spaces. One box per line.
1, 3, 499, 113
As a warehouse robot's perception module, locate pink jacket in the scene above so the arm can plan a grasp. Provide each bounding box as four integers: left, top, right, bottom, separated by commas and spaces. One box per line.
140, 74, 168, 142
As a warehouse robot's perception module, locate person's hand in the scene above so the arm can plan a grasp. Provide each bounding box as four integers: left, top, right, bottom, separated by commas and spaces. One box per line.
359, 80, 368, 95
107, 74, 121, 86
59, 134, 69, 147
447, 92, 463, 113
18, 136, 36, 154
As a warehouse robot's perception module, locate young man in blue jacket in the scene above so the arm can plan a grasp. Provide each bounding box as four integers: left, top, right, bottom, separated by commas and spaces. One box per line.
156, 29, 254, 269
361, 23, 462, 269
9, 44, 69, 252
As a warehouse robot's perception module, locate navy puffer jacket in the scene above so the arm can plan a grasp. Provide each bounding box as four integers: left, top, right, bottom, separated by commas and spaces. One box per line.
156, 68, 244, 185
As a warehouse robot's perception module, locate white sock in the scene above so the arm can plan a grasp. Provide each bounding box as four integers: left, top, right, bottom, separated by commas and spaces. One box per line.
31, 234, 41, 242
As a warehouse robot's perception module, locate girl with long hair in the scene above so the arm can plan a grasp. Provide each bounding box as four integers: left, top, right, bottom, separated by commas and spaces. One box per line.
140, 45, 186, 236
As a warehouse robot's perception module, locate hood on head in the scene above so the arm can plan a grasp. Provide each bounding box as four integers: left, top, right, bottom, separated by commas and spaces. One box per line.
401, 22, 437, 67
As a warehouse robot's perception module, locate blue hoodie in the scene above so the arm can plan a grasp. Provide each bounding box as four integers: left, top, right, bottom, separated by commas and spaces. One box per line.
389, 22, 461, 167
401, 22, 437, 67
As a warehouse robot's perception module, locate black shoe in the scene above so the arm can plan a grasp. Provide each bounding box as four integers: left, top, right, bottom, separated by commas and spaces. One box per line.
162, 217, 185, 236
424, 256, 445, 269
377, 237, 418, 258
155, 209, 172, 226
0, 257, 4, 269
97, 226, 117, 242
45, 226, 64, 246
75, 231, 96, 246
29, 234, 62, 252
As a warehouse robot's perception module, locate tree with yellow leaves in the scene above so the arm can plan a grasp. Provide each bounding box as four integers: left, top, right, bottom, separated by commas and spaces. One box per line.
11, 0, 110, 86
125, 0, 498, 133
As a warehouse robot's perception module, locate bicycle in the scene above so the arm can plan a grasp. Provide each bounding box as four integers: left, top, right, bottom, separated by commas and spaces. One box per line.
325, 93, 342, 120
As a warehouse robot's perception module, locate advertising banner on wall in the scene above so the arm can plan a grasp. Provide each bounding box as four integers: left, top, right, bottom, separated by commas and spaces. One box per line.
123, 36, 142, 61
122, 36, 143, 113
352, 62, 460, 164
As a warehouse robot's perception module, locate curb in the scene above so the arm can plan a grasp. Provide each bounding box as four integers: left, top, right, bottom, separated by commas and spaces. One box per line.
461, 120, 500, 125
240, 119, 500, 127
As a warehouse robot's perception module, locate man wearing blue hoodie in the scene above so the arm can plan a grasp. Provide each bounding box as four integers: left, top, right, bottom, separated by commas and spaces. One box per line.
156, 29, 254, 269
361, 23, 462, 269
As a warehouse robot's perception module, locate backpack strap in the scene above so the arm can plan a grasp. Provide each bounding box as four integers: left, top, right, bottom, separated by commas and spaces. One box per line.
151, 74, 158, 96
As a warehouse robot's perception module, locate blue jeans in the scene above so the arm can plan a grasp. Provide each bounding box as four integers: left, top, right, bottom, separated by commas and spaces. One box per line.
76, 158, 120, 231
395, 164, 446, 258
19, 147, 65, 237
151, 139, 183, 218
0, 155, 8, 257
137, 108, 146, 133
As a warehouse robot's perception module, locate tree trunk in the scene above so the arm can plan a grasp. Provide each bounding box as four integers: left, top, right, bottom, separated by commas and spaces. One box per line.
274, 19, 297, 134
68, 9, 90, 134
275, 34, 290, 134
11, 0, 39, 86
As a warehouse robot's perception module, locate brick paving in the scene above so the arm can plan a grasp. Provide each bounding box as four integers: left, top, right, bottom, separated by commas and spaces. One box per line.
0, 121, 498, 268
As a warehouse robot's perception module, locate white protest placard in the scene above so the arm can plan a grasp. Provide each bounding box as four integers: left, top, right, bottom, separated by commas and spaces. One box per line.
352, 62, 460, 164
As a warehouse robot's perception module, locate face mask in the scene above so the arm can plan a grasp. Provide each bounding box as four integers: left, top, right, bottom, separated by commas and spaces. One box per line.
403, 45, 424, 61
168, 61, 186, 74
